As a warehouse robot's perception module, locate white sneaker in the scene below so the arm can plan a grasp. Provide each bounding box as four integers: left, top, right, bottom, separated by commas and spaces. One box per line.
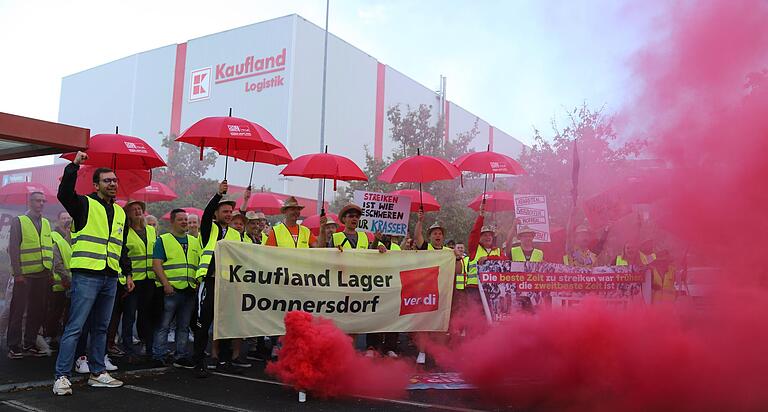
36, 334, 51, 355
87, 372, 123, 388
75, 356, 90, 374
104, 355, 118, 371
386, 351, 399, 358
53, 376, 73, 396
416, 352, 426, 364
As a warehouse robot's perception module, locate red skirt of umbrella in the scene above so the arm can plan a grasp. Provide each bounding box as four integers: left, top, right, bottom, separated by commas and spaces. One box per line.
215, 142, 293, 187
74, 166, 151, 199
234, 192, 285, 215
453, 150, 525, 175
468, 191, 516, 212
61, 131, 166, 170
0, 182, 55, 205
302, 213, 343, 236
162, 207, 204, 221
125, 181, 178, 202
389, 189, 440, 212
378, 151, 459, 209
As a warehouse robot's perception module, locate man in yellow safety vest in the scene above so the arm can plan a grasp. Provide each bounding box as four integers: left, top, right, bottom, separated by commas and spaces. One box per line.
650, 249, 677, 303
265, 197, 326, 248
245, 211, 268, 244
43, 211, 73, 351
508, 226, 544, 262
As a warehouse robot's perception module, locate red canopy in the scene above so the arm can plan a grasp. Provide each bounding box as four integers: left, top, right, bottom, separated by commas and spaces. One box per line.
389, 189, 440, 212
302, 213, 343, 236
0, 182, 55, 205
234, 192, 285, 215
61, 132, 166, 170
468, 191, 516, 212
453, 150, 525, 175
75, 166, 151, 199
378, 154, 460, 184
126, 181, 178, 202
280, 152, 368, 189
177, 115, 281, 156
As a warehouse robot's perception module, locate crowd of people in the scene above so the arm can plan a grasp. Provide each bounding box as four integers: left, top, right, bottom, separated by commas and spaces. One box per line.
0, 151, 680, 396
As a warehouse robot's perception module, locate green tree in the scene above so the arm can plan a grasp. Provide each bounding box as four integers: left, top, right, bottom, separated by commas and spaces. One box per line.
334, 104, 481, 243
516, 103, 645, 228
145, 133, 219, 233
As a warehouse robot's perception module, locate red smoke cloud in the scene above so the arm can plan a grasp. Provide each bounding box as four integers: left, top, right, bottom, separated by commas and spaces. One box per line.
266, 311, 413, 399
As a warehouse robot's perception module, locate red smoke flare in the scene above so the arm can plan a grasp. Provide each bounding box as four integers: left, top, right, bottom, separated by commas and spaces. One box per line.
266, 311, 413, 399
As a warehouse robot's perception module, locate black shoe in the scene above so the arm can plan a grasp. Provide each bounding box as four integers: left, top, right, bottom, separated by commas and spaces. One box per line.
7, 347, 23, 360
151, 358, 169, 368
246, 351, 265, 361
173, 358, 195, 369
23, 346, 48, 357
215, 361, 244, 375
207, 358, 219, 370
231, 359, 252, 368
195, 359, 209, 378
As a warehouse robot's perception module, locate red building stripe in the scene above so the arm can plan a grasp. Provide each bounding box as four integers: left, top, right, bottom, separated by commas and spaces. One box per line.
170, 42, 188, 137
374, 63, 386, 161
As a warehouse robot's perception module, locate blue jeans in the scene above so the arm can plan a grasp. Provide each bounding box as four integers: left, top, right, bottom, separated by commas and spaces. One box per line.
152, 288, 194, 360
55, 273, 117, 378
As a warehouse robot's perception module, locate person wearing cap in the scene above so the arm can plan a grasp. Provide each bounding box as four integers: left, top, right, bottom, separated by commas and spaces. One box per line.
265, 196, 326, 248
245, 211, 268, 244
192, 181, 246, 376
321, 217, 339, 247
115, 200, 157, 362
508, 225, 544, 262
465, 205, 502, 288
332, 204, 386, 252
564, 224, 599, 267
229, 211, 251, 242
413, 210, 450, 251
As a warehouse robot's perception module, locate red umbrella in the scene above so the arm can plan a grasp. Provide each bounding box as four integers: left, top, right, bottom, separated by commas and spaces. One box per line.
214, 142, 292, 187
454, 146, 525, 206
176, 109, 282, 180
0, 182, 55, 205
126, 181, 178, 202
162, 207, 204, 220
74, 166, 150, 198
234, 192, 284, 215
302, 213, 343, 236
61, 129, 166, 170
378, 149, 459, 209
389, 189, 440, 212
280, 147, 367, 214
468, 191, 516, 212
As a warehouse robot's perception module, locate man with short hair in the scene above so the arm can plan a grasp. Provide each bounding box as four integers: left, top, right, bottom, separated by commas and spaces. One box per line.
152, 209, 201, 368
54, 152, 132, 395
187, 214, 200, 238
332, 204, 385, 252
44, 211, 73, 351
7, 191, 53, 359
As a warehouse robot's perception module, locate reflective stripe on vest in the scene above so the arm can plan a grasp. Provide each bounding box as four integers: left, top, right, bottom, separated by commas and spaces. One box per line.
70, 197, 125, 274
159, 233, 201, 290
196, 223, 220, 280
50, 231, 71, 292
467, 246, 501, 285
273, 223, 311, 248
332, 231, 369, 249
455, 256, 469, 290
509, 246, 543, 263
18, 215, 53, 274
123, 225, 156, 284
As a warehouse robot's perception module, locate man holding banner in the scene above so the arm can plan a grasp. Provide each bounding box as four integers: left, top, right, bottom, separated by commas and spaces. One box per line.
332, 204, 386, 253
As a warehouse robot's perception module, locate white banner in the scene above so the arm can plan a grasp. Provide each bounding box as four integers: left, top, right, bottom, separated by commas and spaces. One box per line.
514, 194, 551, 242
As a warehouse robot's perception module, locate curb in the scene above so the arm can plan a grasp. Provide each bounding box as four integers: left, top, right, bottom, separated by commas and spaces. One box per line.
0, 366, 170, 393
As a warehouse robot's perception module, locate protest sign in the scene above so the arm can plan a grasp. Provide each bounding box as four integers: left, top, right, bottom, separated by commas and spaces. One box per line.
213, 241, 455, 338
408, 373, 476, 390
513, 194, 550, 242
353, 190, 411, 236
477, 260, 648, 322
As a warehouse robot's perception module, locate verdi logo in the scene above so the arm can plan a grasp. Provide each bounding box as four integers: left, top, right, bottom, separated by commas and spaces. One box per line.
399, 266, 440, 315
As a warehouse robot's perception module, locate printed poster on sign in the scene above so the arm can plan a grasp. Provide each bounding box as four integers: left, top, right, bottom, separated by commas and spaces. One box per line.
353, 190, 411, 237
513, 194, 551, 242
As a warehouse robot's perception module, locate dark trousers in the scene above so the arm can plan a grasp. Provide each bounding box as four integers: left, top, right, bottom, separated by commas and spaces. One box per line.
120, 279, 158, 356
7, 276, 49, 350
193, 277, 216, 362
106, 283, 126, 349
366, 333, 398, 353
44, 290, 68, 340
144, 285, 163, 357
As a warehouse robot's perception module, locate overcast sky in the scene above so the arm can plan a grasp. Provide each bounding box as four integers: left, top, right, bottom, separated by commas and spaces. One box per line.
0, 0, 657, 170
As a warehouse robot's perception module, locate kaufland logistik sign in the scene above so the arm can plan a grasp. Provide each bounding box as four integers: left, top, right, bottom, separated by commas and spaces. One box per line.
189, 48, 287, 102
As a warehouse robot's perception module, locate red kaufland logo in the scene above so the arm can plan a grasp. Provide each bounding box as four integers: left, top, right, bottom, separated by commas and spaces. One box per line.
190, 67, 211, 101
399, 266, 439, 315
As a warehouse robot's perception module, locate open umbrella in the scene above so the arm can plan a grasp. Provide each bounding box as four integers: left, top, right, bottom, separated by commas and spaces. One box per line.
126, 181, 178, 202
74, 166, 151, 198
454, 146, 525, 205
61, 128, 166, 170
280, 146, 367, 214
162, 207, 204, 221
468, 191, 516, 212
389, 189, 440, 212
177, 109, 282, 181
378, 149, 459, 210
234, 191, 285, 215
214, 142, 292, 187
0, 182, 55, 205
302, 213, 343, 236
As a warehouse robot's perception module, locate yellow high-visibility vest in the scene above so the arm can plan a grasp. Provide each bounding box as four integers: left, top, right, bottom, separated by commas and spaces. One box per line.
18, 215, 53, 274
123, 225, 156, 284
455, 256, 469, 290
616, 255, 629, 266
332, 231, 369, 249
158, 233, 201, 290
652, 265, 676, 303
509, 246, 543, 263
273, 223, 311, 248
388, 242, 401, 251
50, 231, 71, 292
70, 197, 125, 274
467, 246, 501, 286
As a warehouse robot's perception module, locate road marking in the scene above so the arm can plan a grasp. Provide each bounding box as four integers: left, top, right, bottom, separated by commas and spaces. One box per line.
124, 384, 257, 412
211, 372, 487, 412
0, 400, 47, 412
